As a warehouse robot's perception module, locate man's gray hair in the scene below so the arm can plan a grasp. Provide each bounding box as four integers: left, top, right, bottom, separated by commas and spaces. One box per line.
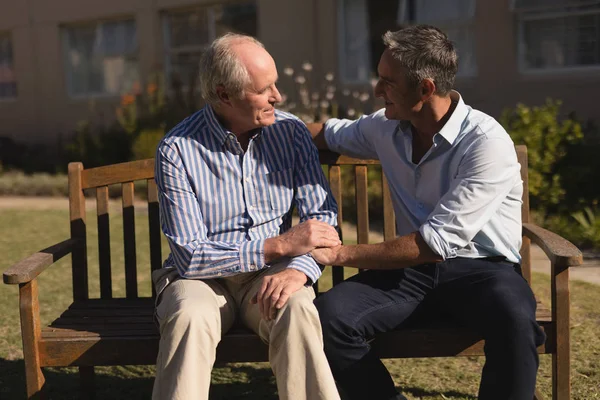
199, 33, 265, 106
382, 25, 458, 96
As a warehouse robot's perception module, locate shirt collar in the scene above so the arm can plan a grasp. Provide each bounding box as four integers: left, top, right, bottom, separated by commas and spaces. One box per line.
436, 90, 468, 145
205, 104, 264, 146
398, 90, 469, 146
205, 104, 231, 146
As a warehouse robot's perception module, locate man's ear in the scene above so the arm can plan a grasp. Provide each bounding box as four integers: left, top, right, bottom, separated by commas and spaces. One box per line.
216, 85, 232, 106
420, 78, 436, 101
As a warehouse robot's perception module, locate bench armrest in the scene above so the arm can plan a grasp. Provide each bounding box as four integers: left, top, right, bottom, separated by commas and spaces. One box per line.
3, 238, 80, 284
522, 223, 583, 271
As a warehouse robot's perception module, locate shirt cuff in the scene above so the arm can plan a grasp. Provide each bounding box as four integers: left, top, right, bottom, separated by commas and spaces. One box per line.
239, 239, 266, 273
286, 254, 322, 284
419, 222, 456, 260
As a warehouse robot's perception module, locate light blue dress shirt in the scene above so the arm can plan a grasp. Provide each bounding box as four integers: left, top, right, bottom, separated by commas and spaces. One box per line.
324, 91, 522, 263
155, 105, 338, 283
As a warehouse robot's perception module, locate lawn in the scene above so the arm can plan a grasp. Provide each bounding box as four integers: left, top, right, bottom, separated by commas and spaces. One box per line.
1, 206, 599, 399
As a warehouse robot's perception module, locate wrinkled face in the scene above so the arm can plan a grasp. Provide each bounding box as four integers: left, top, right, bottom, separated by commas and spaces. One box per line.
229, 46, 282, 132
373, 49, 421, 121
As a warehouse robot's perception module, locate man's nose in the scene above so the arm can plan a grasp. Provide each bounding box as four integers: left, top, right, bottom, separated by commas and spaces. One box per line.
271, 85, 283, 103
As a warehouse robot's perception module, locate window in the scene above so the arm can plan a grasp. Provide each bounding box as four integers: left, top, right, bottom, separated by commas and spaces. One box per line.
0, 32, 17, 99
163, 2, 257, 89
62, 19, 139, 97
513, 0, 600, 71
338, 0, 477, 83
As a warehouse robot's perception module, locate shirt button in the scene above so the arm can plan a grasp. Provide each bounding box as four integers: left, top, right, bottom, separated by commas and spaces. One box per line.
250, 264, 256, 270
249, 205, 254, 210
245, 177, 251, 183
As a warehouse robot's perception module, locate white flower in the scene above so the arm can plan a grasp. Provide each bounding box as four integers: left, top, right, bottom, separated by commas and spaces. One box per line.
347, 108, 356, 117
302, 62, 313, 71
326, 92, 334, 100
311, 92, 319, 100
325, 72, 334, 81
327, 85, 336, 93
370, 78, 379, 88
342, 89, 351, 96
352, 91, 360, 99
295, 75, 306, 84
320, 100, 330, 109
359, 92, 370, 102
283, 67, 294, 76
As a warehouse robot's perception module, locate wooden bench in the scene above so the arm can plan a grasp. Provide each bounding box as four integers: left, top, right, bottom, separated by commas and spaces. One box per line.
3, 146, 583, 399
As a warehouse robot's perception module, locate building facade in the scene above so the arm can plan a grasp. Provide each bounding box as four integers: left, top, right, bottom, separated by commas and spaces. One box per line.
0, 0, 599, 143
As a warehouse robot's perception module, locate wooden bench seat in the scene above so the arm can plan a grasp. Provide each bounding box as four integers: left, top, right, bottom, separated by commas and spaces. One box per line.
3, 147, 584, 399
40, 299, 554, 368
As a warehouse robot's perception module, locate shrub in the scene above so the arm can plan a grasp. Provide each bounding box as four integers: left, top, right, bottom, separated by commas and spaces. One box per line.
500, 99, 583, 220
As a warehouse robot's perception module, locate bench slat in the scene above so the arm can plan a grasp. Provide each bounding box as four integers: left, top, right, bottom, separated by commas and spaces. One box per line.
147, 179, 162, 299
328, 165, 344, 286
355, 165, 369, 245
96, 186, 112, 299
382, 174, 396, 241
122, 182, 138, 299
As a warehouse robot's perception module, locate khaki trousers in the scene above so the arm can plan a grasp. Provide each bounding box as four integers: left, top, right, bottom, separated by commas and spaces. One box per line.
152, 261, 340, 400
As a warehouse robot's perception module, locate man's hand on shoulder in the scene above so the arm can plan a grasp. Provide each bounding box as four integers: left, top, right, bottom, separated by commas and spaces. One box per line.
251, 268, 308, 321
265, 219, 340, 262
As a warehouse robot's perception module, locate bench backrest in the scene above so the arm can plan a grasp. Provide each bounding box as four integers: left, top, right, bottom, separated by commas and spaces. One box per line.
67, 146, 530, 301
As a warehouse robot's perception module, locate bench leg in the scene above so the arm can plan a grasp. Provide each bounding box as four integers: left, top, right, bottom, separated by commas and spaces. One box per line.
80, 366, 96, 400
552, 268, 571, 400
19, 281, 46, 399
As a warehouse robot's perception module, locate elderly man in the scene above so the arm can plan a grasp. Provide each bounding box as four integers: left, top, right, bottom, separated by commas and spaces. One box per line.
152, 33, 340, 400
310, 25, 546, 400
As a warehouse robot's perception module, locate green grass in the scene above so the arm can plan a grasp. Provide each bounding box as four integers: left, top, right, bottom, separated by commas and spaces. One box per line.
1, 207, 599, 399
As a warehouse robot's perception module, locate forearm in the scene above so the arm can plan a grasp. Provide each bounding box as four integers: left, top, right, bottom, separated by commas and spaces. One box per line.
171, 238, 265, 279
336, 232, 442, 269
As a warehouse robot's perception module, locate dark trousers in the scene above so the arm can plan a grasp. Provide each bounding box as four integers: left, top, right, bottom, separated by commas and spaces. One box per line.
314, 258, 546, 400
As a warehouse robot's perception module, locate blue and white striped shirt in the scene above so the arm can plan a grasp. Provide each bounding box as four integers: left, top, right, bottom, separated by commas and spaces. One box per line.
155, 105, 338, 283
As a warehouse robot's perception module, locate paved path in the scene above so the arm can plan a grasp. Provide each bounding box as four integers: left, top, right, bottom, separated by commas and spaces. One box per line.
2, 196, 599, 285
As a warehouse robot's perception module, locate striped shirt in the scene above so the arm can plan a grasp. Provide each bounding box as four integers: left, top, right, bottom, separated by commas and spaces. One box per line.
155, 105, 338, 283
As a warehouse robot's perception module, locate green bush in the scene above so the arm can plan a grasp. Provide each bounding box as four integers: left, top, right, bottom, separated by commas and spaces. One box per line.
0, 171, 68, 197
500, 99, 583, 219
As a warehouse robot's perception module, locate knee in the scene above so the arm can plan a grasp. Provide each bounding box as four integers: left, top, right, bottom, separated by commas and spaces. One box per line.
487, 306, 544, 346
276, 291, 319, 327
163, 298, 221, 342
314, 292, 353, 339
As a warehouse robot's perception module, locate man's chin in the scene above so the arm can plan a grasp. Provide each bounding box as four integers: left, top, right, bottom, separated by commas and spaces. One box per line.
258, 114, 277, 127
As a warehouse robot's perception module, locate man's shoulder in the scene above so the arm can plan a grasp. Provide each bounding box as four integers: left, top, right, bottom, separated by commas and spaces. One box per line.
161, 108, 208, 146
463, 107, 511, 142
273, 109, 305, 129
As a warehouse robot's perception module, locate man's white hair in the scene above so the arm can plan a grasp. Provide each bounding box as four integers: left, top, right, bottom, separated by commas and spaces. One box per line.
199, 33, 265, 106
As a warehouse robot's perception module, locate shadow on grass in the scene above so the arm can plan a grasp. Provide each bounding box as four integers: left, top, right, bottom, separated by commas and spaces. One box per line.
1, 358, 476, 400
0, 358, 278, 400
401, 386, 477, 399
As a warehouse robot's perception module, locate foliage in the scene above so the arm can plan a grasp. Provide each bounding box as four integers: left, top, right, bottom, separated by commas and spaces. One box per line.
0, 171, 68, 197
571, 207, 600, 249
500, 99, 583, 218
116, 74, 199, 160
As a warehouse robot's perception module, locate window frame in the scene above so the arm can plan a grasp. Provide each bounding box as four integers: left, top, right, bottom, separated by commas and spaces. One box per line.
162, 1, 258, 92
336, 0, 478, 84
516, 2, 600, 74
61, 17, 139, 99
